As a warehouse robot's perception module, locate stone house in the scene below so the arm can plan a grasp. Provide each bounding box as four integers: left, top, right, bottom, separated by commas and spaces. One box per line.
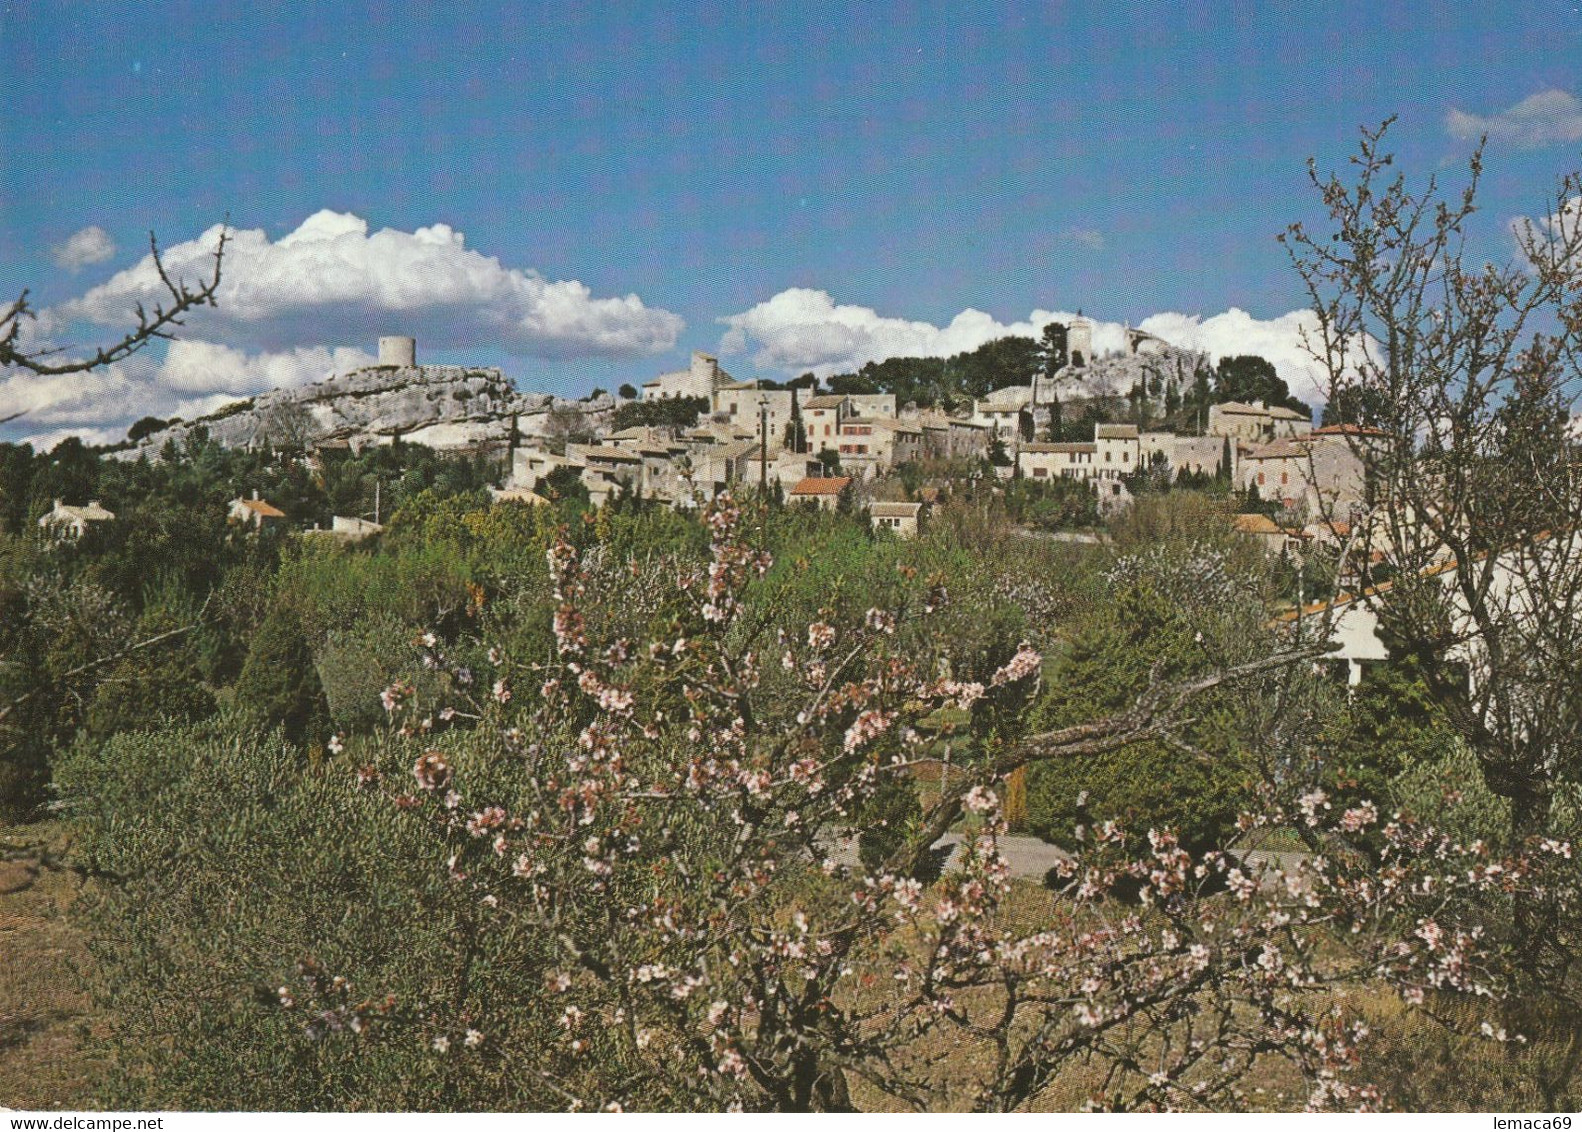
869, 500, 924, 538
1093, 423, 1141, 477
844, 393, 897, 420
565, 443, 646, 504
770, 450, 827, 490
1237, 425, 1381, 517
488, 486, 551, 506
787, 475, 852, 511
228, 491, 286, 529
642, 351, 735, 401
803, 394, 854, 454
330, 515, 383, 541
511, 444, 585, 489
1018, 442, 1099, 482
972, 386, 1034, 440
1232, 512, 1302, 556
837, 419, 924, 478
710, 383, 795, 444
693, 439, 763, 490
38, 499, 114, 541
1208, 400, 1313, 443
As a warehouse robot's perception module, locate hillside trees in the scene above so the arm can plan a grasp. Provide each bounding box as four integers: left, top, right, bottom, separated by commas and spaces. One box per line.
1213, 355, 1311, 417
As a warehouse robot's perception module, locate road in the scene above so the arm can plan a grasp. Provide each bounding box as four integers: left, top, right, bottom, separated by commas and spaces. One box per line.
828, 833, 1305, 884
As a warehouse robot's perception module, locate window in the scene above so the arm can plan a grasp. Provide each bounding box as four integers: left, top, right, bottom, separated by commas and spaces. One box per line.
1258, 471, 1266, 485
1105, 451, 1112, 463
1281, 471, 1289, 486
1123, 450, 1131, 463
1033, 467, 1047, 478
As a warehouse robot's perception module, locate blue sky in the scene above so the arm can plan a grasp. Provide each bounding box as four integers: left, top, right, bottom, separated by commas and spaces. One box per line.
3, 0, 1581, 445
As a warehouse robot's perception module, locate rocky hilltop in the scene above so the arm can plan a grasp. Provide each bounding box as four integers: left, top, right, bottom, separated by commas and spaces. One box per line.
1059, 344, 1212, 402
114, 359, 613, 460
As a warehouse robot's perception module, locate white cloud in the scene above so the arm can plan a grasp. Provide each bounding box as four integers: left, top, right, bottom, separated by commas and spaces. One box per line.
0, 367, 139, 428
21, 425, 128, 451
1134, 309, 1331, 406
719, 289, 1332, 404
718, 289, 1091, 377
1447, 89, 1582, 148
2, 339, 376, 445
1505, 195, 1582, 279
55, 210, 683, 359
51, 226, 116, 271
155, 339, 376, 395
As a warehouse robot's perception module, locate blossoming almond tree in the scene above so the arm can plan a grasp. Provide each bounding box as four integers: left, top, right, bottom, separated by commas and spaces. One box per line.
287, 495, 1572, 1111
1283, 122, 1582, 998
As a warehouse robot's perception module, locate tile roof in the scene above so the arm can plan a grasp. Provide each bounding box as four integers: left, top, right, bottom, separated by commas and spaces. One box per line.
1216, 400, 1309, 420
1241, 438, 1308, 460
1311, 424, 1389, 438
234, 497, 286, 518
788, 476, 852, 496
1232, 513, 1285, 535
870, 501, 923, 518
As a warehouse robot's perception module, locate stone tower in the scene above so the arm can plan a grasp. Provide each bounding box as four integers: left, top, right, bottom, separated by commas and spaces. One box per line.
1068, 315, 1093, 368
378, 336, 417, 367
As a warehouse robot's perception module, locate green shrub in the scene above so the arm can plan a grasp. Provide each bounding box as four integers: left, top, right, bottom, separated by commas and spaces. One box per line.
235, 605, 330, 744
1024, 581, 1256, 855
61, 720, 556, 1110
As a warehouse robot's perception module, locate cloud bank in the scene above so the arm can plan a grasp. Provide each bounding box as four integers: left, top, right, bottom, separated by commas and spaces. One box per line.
51, 226, 117, 271
2, 340, 377, 448
56, 210, 684, 359
1447, 89, 1582, 148
719, 290, 1332, 404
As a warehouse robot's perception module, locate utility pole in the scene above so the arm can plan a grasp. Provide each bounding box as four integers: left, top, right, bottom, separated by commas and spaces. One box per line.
759, 398, 769, 490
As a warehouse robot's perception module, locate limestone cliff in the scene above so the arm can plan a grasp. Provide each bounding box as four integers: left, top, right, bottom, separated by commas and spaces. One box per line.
112, 363, 614, 459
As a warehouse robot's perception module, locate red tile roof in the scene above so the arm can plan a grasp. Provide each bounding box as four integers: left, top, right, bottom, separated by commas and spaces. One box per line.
788, 476, 852, 496
235, 497, 286, 518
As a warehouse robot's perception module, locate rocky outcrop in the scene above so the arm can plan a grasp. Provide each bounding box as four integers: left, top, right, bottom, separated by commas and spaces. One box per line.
112, 364, 614, 459
1056, 344, 1211, 403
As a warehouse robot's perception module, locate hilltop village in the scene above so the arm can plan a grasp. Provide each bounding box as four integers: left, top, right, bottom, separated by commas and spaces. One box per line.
89, 323, 1376, 553
478, 321, 1376, 550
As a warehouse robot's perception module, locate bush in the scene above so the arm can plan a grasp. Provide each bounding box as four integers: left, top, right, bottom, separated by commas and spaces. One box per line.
315, 616, 434, 734
61, 719, 546, 1110
1024, 570, 1261, 856
234, 605, 329, 744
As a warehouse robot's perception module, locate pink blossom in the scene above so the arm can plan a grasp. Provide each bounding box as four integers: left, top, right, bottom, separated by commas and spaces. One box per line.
843, 709, 895, 753
990, 644, 1042, 686
412, 751, 453, 793
807, 622, 836, 651
962, 785, 999, 814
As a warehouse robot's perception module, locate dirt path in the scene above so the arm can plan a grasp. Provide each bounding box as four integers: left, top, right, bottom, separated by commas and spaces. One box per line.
0, 823, 104, 1111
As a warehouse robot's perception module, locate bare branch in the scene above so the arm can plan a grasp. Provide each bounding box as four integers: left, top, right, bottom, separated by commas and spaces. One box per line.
0, 221, 229, 377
